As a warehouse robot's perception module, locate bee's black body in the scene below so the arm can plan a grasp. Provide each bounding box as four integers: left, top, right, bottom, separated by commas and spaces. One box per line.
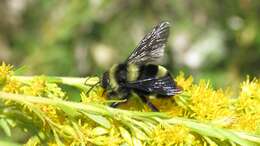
101, 22, 181, 111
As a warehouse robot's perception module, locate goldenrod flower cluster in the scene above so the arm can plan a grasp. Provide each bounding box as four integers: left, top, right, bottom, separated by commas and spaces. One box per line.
0, 62, 13, 84
0, 62, 259, 146
231, 77, 260, 132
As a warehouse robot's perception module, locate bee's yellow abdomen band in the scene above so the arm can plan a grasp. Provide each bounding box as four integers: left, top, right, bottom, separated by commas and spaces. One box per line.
157, 65, 168, 78
109, 64, 119, 90
127, 64, 139, 81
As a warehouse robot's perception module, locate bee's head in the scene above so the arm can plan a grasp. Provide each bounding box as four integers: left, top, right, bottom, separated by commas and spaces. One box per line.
101, 71, 110, 89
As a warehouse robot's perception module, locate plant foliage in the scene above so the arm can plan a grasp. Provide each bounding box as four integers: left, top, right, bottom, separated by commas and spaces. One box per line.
0, 62, 259, 146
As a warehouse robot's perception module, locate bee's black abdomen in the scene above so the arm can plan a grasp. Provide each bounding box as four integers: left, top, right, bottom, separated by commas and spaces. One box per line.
138, 64, 158, 80
115, 64, 128, 85
145, 64, 158, 77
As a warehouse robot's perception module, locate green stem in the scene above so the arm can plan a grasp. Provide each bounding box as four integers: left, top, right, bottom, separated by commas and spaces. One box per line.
0, 92, 109, 115
13, 76, 100, 91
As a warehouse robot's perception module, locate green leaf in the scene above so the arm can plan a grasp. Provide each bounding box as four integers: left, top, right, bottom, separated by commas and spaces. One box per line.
119, 127, 133, 146
0, 119, 11, 137
83, 112, 111, 129
132, 137, 142, 146
216, 129, 257, 146
4, 110, 39, 135
92, 127, 109, 136
71, 121, 85, 145
26, 103, 46, 124
53, 130, 65, 146
0, 140, 20, 146
57, 103, 80, 117
13, 66, 28, 75
131, 126, 149, 141
232, 131, 260, 144
167, 118, 256, 146
62, 125, 77, 137
203, 136, 218, 146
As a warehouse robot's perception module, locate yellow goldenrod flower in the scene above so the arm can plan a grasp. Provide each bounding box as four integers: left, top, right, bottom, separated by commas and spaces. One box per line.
80, 122, 95, 137
79, 122, 123, 145
152, 98, 186, 117
236, 77, 260, 114
240, 77, 260, 99
119, 94, 147, 111
231, 77, 260, 133
105, 125, 124, 146
20, 76, 65, 99
151, 124, 194, 146
175, 72, 193, 91
40, 105, 61, 124
3, 79, 21, 94
46, 143, 58, 146
45, 83, 66, 99
188, 80, 232, 122
235, 94, 260, 114
0, 62, 13, 84
80, 86, 106, 104
21, 76, 46, 96
231, 113, 260, 133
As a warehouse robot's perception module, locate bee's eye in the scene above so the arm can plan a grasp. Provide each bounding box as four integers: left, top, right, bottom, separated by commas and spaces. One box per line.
101, 71, 109, 89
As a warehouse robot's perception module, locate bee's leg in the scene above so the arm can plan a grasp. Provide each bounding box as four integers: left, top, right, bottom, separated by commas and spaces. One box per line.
139, 95, 159, 112
110, 91, 130, 108
106, 91, 118, 99
110, 102, 121, 108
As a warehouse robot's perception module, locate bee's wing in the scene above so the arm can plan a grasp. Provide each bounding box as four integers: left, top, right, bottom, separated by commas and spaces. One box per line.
126, 22, 170, 65
126, 75, 181, 96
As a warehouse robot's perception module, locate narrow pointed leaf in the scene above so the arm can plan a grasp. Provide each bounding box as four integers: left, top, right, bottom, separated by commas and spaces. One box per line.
83, 112, 111, 129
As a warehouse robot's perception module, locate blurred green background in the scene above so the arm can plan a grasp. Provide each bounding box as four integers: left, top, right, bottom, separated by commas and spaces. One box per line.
0, 0, 259, 88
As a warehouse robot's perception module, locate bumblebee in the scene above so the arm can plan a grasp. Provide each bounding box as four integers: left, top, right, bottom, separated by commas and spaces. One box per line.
101, 21, 181, 111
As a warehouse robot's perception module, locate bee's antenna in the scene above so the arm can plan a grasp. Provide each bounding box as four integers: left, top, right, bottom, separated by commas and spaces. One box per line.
84, 77, 101, 95
84, 76, 91, 85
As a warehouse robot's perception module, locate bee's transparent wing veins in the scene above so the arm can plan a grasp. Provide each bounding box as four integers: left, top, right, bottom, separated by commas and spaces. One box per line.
126, 22, 170, 65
